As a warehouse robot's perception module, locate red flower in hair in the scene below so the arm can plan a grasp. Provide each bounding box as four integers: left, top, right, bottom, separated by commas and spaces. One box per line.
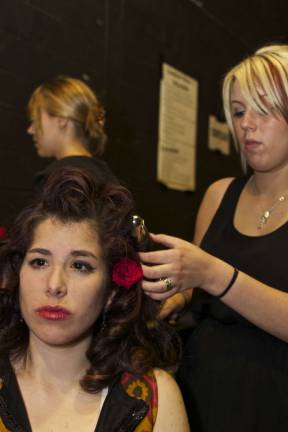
0, 227, 6, 239
112, 257, 143, 289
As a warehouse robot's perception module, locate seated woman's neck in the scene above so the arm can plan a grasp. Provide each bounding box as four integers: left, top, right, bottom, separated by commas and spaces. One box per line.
14, 335, 91, 387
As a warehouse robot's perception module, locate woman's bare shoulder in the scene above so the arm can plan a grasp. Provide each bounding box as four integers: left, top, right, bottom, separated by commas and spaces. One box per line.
205, 177, 235, 200
153, 369, 190, 432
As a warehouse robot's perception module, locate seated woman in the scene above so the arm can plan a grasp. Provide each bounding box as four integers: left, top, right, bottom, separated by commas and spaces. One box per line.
0, 167, 189, 432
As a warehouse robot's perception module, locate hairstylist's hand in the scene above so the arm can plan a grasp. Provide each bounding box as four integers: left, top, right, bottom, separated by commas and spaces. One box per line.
139, 233, 211, 300
159, 293, 187, 320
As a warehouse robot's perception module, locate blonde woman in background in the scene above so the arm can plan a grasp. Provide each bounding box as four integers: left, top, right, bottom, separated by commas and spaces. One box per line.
27, 76, 117, 190
140, 45, 288, 431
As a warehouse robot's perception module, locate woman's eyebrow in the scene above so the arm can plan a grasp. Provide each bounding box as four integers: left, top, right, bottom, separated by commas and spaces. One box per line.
231, 99, 245, 104
70, 250, 98, 259
27, 248, 50, 255
26, 248, 98, 260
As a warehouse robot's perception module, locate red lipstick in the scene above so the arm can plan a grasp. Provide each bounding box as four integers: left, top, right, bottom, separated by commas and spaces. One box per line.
36, 306, 71, 321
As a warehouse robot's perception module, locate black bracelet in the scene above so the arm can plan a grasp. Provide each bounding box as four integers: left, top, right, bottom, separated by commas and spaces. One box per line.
217, 268, 239, 299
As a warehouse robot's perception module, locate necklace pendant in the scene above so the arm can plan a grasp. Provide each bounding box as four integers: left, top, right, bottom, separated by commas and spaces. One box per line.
253, 177, 287, 230
257, 194, 286, 230
260, 215, 267, 224
258, 213, 269, 230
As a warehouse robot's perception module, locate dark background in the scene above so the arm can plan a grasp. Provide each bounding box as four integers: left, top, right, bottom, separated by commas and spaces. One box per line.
0, 0, 287, 239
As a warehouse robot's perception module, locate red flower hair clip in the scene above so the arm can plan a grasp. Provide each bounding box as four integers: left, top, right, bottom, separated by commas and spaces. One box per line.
112, 257, 143, 289
0, 227, 6, 240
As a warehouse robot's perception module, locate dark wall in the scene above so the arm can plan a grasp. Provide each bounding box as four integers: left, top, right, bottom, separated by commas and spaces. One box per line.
0, 0, 282, 239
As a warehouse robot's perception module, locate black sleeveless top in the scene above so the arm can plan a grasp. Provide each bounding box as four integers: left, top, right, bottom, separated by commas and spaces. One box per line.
0, 357, 154, 432
203, 176, 288, 287
177, 177, 288, 432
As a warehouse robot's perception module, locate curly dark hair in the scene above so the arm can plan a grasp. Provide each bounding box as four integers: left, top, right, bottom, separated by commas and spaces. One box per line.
0, 167, 180, 393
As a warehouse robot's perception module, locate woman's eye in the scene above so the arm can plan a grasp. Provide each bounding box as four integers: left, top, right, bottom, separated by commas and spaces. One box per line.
72, 261, 95, 273
29, 258, 48, 268
232, 110, 244, 118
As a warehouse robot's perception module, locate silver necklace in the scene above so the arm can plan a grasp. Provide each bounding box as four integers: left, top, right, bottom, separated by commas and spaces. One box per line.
257, 195, 286, 230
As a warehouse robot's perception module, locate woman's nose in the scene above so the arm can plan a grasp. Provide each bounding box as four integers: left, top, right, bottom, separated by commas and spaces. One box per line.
46, 267, 67, 298
240, 110, 257, 131
27, 123, 34, 135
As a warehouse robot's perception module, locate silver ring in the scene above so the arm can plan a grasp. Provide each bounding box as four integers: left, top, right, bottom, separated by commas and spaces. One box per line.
163, 277, 174, 291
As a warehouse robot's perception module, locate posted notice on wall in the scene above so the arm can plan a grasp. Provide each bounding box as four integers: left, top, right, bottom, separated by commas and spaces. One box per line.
157, 63, 198, 191
208, 115, 230, 155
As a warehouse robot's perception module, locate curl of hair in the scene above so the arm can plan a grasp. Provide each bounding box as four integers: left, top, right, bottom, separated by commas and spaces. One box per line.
80, 283, 181, 393
0, 167, 180, 392
28, 76, 107, 155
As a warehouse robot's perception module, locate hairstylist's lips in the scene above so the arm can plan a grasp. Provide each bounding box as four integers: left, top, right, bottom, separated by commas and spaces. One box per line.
244, 139, 262, 150
36, 306, 71, 321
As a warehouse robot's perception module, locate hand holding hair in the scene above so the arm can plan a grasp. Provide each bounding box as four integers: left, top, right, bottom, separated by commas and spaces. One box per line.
140, 233, 213, 300
140, 233, 238, 301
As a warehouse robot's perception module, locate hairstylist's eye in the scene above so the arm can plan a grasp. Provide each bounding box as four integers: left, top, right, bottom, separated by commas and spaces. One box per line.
232, 110, 245, 118
72, 261, 96, 273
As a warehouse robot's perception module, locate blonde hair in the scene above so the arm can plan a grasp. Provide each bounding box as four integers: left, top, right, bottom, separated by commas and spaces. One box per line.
223, 44, 288, 169
28, 76, 106, 155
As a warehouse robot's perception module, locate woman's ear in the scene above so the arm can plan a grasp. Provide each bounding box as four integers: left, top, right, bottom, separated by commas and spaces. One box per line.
57, 116, 69, 130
